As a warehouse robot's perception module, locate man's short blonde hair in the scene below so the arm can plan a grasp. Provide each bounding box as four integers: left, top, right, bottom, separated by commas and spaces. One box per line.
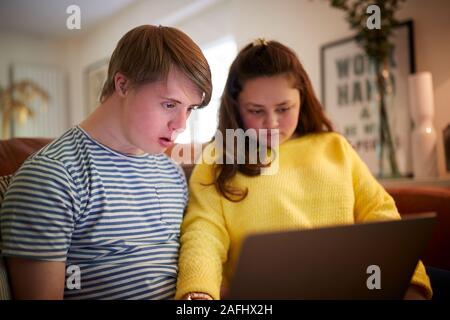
100, 25, 212, 106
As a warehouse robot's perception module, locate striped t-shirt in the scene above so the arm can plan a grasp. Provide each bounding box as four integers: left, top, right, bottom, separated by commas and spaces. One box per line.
0, 126, 188, 299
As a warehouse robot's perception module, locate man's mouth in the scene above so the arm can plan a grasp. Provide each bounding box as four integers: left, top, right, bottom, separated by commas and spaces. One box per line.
158, 137, 174, 147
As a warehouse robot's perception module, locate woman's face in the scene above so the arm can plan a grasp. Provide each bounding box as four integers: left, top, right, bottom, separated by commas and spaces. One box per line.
238, 74, 301, 145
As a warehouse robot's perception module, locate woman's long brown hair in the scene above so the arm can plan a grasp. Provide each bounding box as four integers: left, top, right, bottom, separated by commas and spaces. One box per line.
214, 40, 333, 202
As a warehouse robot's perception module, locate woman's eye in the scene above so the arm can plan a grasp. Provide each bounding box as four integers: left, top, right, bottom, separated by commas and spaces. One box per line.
277, 107, 290, 113
162, 102, 176, 109
249, 109, 262, 114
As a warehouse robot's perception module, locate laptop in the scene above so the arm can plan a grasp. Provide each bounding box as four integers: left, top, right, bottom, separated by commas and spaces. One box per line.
227, 212, 436, 300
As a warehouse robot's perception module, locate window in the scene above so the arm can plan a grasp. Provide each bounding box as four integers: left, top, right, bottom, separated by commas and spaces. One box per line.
176, 36, 237, 144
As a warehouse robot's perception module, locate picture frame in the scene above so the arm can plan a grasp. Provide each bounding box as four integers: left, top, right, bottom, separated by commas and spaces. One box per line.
444, 124, 450, 172
320, 20, 415, 177
85, 58, 109, 116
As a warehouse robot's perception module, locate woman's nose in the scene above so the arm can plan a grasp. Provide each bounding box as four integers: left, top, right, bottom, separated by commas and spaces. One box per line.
264, 113, 279, 129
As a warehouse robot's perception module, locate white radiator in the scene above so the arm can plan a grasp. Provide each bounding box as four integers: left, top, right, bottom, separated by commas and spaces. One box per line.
11, 64, 69, 138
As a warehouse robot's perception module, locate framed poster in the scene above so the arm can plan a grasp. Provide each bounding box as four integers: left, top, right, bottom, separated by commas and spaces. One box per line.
85, 58, 109, 116
320, 20, 415, 177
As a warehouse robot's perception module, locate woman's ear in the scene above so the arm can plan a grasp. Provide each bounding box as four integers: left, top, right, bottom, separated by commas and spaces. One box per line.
114, 72, 129, 97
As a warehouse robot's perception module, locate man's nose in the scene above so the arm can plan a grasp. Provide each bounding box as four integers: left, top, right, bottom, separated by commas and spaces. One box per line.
169, 109, 188, 132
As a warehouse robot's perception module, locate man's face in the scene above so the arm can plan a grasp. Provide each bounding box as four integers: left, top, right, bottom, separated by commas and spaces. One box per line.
122, 68, 203, 155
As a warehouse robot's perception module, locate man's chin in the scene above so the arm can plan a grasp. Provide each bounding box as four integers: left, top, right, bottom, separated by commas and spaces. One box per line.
138, 145, 166, 155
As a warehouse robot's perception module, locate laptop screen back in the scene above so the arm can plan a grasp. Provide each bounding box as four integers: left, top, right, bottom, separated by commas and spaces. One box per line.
227, 213, 436, 299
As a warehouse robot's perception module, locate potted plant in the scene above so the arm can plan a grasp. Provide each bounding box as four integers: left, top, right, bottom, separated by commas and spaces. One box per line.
0, 80, 49, 139
329, 0, 406, 177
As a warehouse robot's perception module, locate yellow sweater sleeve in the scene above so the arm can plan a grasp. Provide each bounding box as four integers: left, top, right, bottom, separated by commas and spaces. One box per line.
175, 162, 229, 300
343, 138, 433, 299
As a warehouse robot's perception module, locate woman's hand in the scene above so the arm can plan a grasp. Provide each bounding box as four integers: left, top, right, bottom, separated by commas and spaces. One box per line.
220, 286, 229, 300
182, 292, 213, 300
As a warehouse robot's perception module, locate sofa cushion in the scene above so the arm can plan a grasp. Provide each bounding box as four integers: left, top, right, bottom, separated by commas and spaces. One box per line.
0, 258, 11, 300
387, 187, 450, 271
0, 174, 12, 300
0, 138, 51, 176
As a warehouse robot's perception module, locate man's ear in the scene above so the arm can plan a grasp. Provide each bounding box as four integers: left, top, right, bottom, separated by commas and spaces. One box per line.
114, 72, 129, 97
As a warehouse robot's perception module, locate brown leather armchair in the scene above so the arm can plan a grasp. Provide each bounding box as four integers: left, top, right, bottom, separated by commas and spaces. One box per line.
0, 137, 52, 176
387, 187, 450, 271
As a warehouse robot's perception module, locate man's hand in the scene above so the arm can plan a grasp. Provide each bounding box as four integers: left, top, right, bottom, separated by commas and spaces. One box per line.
7, 257, 66, 300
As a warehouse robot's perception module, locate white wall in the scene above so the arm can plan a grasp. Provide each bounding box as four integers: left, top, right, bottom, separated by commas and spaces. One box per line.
0, 31, 66, 87
177, 0, 232, 47
0, 31, 68, 136
230, 0, 351, 106
397, 0, 450, 178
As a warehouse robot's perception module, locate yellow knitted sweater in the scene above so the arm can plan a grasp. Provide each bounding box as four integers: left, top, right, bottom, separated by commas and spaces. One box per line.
175, 132, 432, 299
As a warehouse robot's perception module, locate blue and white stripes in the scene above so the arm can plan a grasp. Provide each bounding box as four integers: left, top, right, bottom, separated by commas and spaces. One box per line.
0, 126, 187, 299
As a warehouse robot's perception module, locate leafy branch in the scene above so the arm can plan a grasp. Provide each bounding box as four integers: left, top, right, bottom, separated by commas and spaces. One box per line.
330, 0, 405, 65
329, 0, 407, 177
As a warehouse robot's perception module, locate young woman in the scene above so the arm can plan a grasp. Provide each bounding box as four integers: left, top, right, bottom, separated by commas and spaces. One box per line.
175, 39, 432, 300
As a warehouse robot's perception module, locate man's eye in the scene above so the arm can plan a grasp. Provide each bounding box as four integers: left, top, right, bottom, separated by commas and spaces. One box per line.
188, 105, 200, 112
163, 102, 176, 109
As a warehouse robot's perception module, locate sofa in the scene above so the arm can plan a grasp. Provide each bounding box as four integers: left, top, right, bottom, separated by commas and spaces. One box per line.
1, 137, 449, 299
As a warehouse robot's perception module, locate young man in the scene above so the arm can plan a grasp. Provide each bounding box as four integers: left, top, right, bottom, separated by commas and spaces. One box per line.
0, 25, 212, 299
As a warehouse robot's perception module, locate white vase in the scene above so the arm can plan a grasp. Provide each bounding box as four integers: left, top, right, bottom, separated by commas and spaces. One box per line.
408, 72, 438, 179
